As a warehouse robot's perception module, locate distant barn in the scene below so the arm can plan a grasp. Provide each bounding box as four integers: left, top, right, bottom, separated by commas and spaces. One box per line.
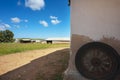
15, 38, 43, 43
19, 39, 31, 43
45, 38, 70, 44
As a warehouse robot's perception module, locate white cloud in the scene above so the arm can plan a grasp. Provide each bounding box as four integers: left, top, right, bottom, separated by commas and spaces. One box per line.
0, 23, 11, 31
17, 0, 21, 5
11, 17, 21, 23
24, 19, 28, 22
4, 24, 11, 28
51, 19, 61, 25
50, 16, 57, 19
39, 20, 48, 27
50, 16, 61, 25
14, 25, 20, 28
25, 0, 45, 11
11, 17, 28, 23
0, 28, 4, 31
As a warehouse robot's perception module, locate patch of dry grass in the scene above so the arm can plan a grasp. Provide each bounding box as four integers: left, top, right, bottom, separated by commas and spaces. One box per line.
0, 43, 70, 56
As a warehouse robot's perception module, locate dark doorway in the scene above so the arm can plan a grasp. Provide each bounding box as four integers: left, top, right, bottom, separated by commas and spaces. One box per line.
46, 40, 52, 44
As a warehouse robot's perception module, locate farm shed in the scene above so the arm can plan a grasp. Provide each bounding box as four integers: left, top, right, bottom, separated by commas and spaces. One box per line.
45, 38, 70, 44
64, 0, 120, 80
15, 38, 43, 43
19, 38, 31, 43
31, 39, 43, 43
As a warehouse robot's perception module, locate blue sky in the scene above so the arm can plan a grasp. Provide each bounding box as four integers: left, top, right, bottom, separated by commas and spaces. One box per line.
0, 0, 70, 39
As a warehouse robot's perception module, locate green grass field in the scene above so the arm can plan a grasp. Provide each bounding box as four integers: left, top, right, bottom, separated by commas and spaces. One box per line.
0, 43, 70, 56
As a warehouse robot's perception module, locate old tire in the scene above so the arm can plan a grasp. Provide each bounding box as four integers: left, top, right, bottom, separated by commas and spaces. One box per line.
75, 42, 119, 80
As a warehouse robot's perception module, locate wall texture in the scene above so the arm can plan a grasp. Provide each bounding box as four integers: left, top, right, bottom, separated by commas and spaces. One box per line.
64, 0, 120, 80
71, 0, 120, 40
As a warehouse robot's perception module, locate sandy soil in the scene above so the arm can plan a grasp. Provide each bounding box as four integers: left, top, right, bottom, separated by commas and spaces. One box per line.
0, 47, 69, 80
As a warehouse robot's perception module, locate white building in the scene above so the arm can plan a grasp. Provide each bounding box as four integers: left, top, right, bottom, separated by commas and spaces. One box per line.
15, 38, 43, 43
45, 38, 70, 44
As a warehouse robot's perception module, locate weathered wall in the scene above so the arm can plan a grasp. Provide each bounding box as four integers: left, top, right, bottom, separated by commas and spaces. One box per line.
64, 34, 120, 80
71, 0, 120, 40
64, 34, 92, 80
64, 0, 120, 80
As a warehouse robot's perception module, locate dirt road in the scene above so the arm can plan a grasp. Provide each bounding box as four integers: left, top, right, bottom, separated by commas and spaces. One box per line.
0, 47, 69, 80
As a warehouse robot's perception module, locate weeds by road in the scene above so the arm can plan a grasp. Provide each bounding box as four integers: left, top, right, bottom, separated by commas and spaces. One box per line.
0, 48, 69, 80
0, 43, 69, 56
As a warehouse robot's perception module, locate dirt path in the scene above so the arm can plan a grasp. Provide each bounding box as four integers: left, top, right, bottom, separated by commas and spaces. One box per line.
0, 47, 68, 76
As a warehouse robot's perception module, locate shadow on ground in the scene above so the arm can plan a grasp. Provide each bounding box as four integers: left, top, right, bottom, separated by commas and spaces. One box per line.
0, 48, 70, 80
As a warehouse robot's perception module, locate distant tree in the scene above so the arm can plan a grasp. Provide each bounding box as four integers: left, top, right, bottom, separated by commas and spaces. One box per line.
0, 31, 4, 42
0, 30, 14, 43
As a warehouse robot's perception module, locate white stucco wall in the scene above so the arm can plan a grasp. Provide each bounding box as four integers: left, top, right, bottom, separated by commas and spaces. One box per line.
64, 0, 120, 80
71, 0, 120, 40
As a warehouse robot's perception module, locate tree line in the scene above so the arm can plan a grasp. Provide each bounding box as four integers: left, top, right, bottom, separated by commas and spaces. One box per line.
0, 30, 14, 43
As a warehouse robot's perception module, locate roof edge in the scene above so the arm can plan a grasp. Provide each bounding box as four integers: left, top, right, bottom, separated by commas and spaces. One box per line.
68, 0, 70, 6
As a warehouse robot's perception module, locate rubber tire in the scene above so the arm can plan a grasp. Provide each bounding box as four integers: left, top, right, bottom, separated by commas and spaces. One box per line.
75, 42, 120, 80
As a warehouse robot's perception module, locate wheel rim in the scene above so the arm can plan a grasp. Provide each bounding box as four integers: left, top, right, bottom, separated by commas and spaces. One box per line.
83, 48, 113, 77
75, 42, 119, 79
